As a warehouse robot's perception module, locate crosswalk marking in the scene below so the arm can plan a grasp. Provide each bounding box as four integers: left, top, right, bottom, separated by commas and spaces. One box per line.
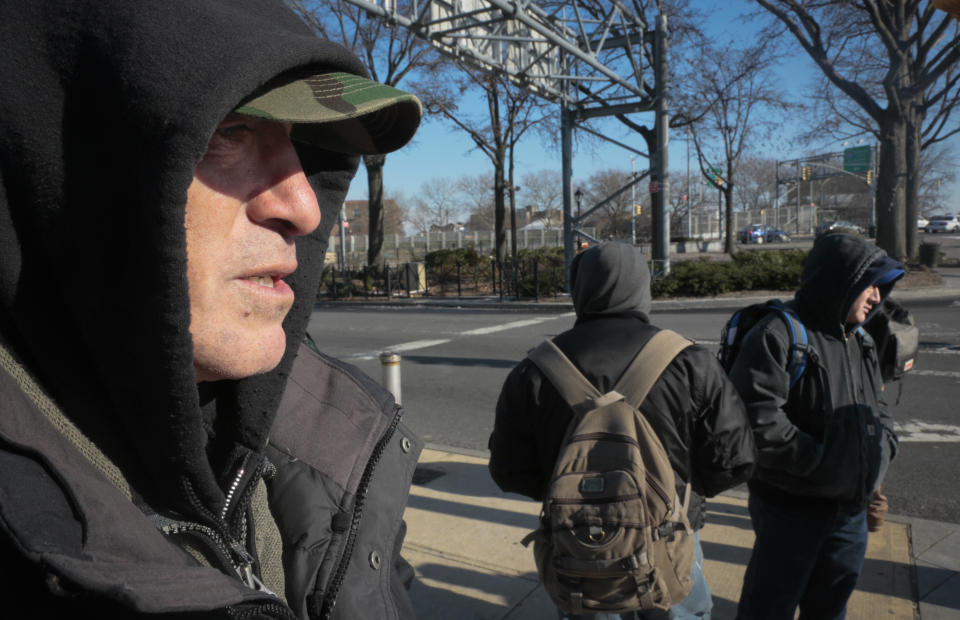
894, 420, 960, 442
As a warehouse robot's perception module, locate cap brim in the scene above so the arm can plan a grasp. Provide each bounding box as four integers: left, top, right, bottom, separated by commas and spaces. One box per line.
235, 72, 422, 155
933, 0, 960, 17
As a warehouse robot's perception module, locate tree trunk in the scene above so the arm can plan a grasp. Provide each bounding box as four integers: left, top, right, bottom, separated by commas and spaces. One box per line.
905, 110, 922, 258
723, 185, 735, 255
494, 160, 507, 264
364, 153, 387, 268
874, 117, 908, 261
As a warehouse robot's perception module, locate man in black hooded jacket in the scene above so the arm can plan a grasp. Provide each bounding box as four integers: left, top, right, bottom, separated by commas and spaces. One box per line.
489, 241, 757, 619
0, 1, 423, 618
731, 232, 903, 620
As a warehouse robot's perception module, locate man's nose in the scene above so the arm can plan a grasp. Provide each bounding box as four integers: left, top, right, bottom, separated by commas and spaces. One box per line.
248, 135, 322, 237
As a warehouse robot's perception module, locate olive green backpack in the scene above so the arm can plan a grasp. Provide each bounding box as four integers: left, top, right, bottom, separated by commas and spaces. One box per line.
523, 329, 694, 614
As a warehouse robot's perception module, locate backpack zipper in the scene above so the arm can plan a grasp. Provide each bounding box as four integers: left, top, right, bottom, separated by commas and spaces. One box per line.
570, 432, 640, 447
319, 404, 404, 619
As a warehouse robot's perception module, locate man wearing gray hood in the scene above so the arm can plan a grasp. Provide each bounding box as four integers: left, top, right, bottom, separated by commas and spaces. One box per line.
489, 242, 757, 619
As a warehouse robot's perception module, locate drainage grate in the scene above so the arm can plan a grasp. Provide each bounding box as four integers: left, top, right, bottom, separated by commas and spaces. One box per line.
412, 466, 445, 486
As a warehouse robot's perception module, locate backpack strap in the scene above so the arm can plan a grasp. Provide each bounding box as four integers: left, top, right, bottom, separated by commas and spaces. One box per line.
613, 329, 692, 408
528, 340, 603, 416
766, 300, 810, 389
528, 329, 692, 417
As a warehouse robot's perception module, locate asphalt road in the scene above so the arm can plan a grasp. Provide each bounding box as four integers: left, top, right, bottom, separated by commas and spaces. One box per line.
306, 283, 960, 524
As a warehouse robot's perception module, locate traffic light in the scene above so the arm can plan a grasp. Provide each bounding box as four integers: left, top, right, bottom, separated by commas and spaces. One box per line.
866, 170, 873, 185
801, 166, 811, 181
634, 204, 642, 216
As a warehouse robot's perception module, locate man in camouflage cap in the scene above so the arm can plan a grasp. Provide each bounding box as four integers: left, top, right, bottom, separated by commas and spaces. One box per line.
0, 0, 424, 617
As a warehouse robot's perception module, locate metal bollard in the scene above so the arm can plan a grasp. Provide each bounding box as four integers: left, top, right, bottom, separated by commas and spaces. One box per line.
379, 352, 402, 405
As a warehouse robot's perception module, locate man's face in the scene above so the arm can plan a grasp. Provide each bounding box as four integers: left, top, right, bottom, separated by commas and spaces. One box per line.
185, 114, 321, 382
846, 284, 881, 326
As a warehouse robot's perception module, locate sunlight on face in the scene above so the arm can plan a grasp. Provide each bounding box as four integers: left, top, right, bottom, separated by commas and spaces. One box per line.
185, 115, 321, 382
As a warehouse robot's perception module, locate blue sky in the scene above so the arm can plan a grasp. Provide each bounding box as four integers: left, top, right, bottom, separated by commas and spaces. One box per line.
345, 0, 960, 215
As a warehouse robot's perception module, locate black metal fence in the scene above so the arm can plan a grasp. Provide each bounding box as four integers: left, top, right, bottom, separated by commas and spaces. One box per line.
318, 249, 567, 302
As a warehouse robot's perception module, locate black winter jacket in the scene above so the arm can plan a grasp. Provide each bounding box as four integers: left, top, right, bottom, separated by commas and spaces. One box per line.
0, 340, 422, 619
0, 1, 421, 617
728, 233, 900, 515
488, 243, 757, 530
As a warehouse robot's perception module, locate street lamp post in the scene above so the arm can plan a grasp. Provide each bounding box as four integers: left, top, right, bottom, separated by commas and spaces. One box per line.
574, 188, 583, 250
630, 156, 637, 246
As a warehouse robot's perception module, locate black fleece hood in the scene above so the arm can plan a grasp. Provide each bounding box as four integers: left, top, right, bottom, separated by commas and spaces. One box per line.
796, 233, 903, 337
0, 1, 379, 519
570, 242, 652, 317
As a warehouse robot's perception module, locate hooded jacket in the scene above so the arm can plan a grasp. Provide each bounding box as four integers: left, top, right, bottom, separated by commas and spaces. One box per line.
489, 242, 757, 530
728, 233, 901, 514
0, 1, 420, 617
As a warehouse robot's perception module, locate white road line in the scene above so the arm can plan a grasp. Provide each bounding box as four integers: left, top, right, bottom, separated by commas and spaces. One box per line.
459, 316, 569, 336
894, 420, 960, 443
348, 313, 575, 360
911, 369, 960, 378
349, 339, 451, 360
923, 347, 960, 355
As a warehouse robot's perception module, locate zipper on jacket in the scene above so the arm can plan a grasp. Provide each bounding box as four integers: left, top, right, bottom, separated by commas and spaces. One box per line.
319, 404, 404, 619
222, 452, 251, 522
154, 455, 277, 597
843, 336, 869, 510
153, 512, 270, 594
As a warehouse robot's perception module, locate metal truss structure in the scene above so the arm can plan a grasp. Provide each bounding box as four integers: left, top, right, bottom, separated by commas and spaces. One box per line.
341, 0, 671, 276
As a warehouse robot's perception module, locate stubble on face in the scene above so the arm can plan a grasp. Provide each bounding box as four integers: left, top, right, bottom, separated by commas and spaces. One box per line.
185, 115, 320, 382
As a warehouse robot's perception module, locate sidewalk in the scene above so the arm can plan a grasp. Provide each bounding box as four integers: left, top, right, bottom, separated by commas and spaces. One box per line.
404, 447, 960, 619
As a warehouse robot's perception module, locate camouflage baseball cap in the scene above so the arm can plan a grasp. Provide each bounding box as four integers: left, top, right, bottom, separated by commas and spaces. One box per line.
235, 71, 421, 155
933, 0, 960, 17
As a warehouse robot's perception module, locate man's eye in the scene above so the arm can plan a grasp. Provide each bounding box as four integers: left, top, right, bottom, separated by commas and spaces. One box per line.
216, 124, 251, 139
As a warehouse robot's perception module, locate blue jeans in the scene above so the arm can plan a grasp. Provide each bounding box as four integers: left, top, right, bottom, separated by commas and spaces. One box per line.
735, 494, 868, 620
559, 532, 712, 620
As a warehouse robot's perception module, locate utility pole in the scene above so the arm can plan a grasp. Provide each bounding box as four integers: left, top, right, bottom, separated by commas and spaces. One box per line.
795, 161, 801, 234
651, 14, 670, 275
630, 155, 637, 246
686, 128, 691, 238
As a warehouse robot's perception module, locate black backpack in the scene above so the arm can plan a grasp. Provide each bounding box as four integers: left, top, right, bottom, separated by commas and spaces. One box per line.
718, 300, 812, 389
863, 297, 919, 382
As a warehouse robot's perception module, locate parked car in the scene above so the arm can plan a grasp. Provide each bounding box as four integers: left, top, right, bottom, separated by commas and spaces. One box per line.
924, 214, 960, 233
917, 215, 929, 230
738, 224, 792, 244
816, 219, 866, 235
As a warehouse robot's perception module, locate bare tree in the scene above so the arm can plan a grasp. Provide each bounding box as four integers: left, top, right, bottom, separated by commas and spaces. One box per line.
520, 170, 564, 229
407, 178, 464, 235
416, 68, 550, 264
581, 169, 637, 239
678, 40, 789, 254
755, 0, 960, 259
735, 156, 779, 213
457, 173, 496, 232
288, 0, 442, 267
915, 142, 959, 215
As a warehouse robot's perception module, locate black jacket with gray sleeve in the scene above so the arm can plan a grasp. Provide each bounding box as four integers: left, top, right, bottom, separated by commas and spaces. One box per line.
728, 233, 900, 515
488, 243, 757, 530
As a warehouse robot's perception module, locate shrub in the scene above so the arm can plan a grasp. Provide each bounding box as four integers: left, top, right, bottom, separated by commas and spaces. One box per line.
651, 249, 806, 298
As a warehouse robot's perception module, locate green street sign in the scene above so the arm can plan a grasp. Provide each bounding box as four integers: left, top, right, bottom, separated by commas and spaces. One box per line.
843, 145, 872, 173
